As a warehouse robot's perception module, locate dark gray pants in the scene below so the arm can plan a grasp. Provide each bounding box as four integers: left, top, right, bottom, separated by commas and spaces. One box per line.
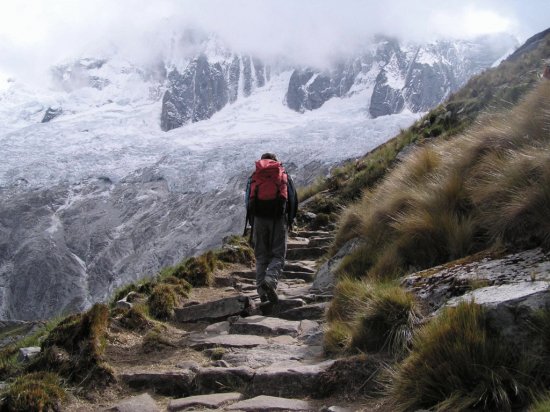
253, 215, 287, 296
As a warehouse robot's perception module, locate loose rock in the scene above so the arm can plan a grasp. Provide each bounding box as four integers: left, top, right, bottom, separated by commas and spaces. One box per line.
104, 393, 159, 412
226, 395, 313, 411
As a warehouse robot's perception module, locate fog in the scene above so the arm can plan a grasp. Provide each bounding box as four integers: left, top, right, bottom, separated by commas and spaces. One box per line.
0, 0, 548, 85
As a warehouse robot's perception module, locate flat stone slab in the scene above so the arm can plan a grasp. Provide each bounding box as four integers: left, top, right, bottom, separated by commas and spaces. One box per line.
205, 321, 230, 335
293, 230, 330, 238
287, 238, 310, 250
250, 361, 335, 398
195, 367, 255, 394
189, 334, 268, 350
286, 247, 327, 261
230, 316, 301, 337
281, 271, 315, 282
307, 236, 334, 248
445, 282, 550, 348
226, 395, 313, 411
175, 295, 253, 323
403, 248, 550, 311
168, 392, 243, 411
446, 282, 550, 307
119, 370, 194, 396
104, 393, 159, 412
278, 302, 328, 321
284, 262, 316, 274
221, 343, 322, 369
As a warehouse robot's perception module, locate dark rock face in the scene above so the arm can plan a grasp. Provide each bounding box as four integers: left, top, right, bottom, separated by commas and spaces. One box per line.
285, 34, 517, 117
370, 70, 405, 118
161, 55, 228, 131
41, 107, 63, 123
160, 54, 269, 131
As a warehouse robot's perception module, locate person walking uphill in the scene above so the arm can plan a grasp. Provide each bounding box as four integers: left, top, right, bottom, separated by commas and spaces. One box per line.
244, 153, 298, 304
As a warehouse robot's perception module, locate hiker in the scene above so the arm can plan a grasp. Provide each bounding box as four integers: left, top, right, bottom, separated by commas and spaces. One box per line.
244, 153, 298, 304
544, 64, 550, 80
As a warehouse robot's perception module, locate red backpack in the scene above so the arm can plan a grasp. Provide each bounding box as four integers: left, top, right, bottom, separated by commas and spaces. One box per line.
248, 159, 288, 217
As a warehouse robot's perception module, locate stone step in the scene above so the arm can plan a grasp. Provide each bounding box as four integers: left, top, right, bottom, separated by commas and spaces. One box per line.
194, 366, 255, 394
277, 302, 328, 321
168, 392, 243, 411
258, 298, 304, 316
175, 296, 254, 323
221, 340, 322, 369
307, 236, 334, 248
119, 370, 194, 397
284, 262, 316, 274
231, 270, 257, 280
189, 334, 268, 350
287, 238, 310, 250
286, 247, 328, 261
226, 395, 313, 411
293, 230, 331, 238
229, 315, 302, 337
248, 361, 335, 398
281, 270, 315, 282
213, 275, 234, 288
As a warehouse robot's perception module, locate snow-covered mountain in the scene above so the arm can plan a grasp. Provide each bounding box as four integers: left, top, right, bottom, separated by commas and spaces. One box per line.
0, 32, 516, 320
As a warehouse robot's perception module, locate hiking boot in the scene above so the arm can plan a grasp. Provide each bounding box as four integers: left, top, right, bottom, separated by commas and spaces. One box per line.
260, 282, 279, 304
260, 294, 268, 303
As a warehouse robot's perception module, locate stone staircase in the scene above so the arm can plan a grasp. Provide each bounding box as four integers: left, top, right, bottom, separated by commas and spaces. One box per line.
105, 229, 358, 412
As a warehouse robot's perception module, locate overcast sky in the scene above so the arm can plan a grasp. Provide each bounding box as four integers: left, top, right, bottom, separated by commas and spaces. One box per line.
0, 0, 549, 83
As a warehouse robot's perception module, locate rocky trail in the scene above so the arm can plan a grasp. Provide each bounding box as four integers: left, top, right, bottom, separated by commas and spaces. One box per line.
77, 228, 370, 412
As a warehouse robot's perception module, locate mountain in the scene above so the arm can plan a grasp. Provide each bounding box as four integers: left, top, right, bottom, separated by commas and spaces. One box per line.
0, 32, 516, 320
159, 34, 516, 131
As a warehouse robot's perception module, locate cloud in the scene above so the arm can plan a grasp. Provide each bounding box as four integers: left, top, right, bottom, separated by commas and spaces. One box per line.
0, 0, 547, 83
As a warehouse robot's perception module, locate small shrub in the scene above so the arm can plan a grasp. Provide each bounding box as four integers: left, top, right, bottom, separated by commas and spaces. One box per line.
391, 301, 530, 411
350, 284, 421, 357
1, 372, 66, 412
148, 284, 178, 320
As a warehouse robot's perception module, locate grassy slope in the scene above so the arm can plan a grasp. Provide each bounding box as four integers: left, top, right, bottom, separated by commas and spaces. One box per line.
316, 29, 550, 411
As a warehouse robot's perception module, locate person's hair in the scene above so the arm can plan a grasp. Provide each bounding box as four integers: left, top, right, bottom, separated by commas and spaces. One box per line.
261, 153, 278, 161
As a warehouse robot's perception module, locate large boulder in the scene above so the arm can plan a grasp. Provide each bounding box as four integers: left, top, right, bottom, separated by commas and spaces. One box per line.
310, 238, 364, 294
445, 282, 550, 348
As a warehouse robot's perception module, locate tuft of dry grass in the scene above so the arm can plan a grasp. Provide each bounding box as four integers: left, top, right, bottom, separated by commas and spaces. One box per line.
326, 276, 373, 323
169, 251, 217, 287
334, 80, 550, 280
350, 284, 422, 357
391, 301, 531, 412
31, 304, 114, 387
147, 284, 179, 320
1, 371, 66, 412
